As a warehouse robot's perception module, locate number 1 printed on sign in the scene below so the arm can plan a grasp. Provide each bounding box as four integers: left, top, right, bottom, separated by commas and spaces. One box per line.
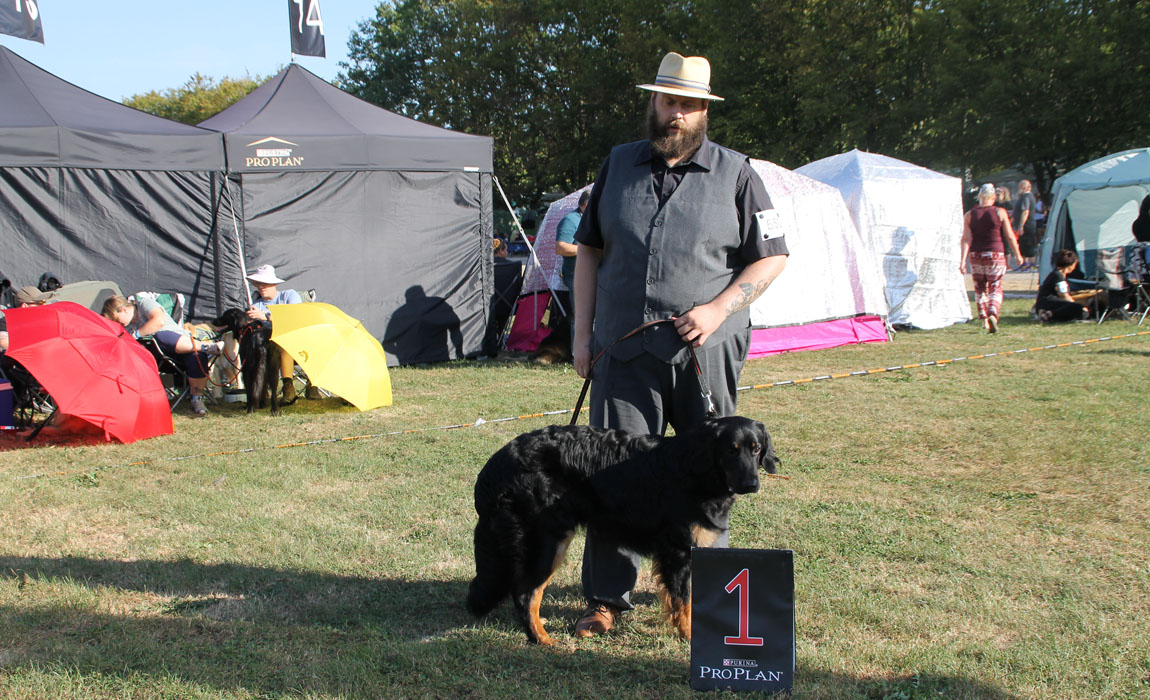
723, 568, 765, 646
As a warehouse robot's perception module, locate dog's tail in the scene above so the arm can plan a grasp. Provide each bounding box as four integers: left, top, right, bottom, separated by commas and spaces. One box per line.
466, 517, 512, 617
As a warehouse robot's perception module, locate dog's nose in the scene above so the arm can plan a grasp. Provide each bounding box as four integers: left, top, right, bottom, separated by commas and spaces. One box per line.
735, 477, 760, 494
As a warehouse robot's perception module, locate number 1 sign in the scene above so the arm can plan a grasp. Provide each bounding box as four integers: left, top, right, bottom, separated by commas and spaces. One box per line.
690, 548, 795, 693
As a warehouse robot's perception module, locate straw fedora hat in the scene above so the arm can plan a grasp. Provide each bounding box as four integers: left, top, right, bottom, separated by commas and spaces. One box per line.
637, 52, 724, 101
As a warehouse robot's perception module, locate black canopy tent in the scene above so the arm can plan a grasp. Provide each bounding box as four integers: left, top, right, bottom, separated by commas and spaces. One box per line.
0, 45, 238, 319
198, 64, 496, 366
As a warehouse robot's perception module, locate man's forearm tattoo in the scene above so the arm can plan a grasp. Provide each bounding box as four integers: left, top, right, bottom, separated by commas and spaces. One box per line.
724, 275, 776, 317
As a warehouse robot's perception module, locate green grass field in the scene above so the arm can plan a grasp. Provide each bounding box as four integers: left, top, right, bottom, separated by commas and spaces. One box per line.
1, 296, 1148, 699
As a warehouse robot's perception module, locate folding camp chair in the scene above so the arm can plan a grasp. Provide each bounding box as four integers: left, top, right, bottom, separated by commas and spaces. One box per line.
504, 291, 556, 353
0, 354, 56, 438
1095, 248, 1140, 323
138, 335, 194, 409
1125, 243, 1150, 325
128, 292, 200, 408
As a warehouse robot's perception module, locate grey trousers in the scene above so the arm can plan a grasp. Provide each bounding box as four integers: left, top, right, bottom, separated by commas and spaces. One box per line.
580, 330, 748, 610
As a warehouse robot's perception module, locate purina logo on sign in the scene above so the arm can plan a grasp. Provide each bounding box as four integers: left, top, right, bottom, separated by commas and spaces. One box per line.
690, 548, 795, 693
245, 137, 305, 168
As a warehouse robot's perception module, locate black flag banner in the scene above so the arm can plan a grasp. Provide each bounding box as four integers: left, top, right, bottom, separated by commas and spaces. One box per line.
288, 0, 325, 58
690, 548, 795, 693
0, 0, 44, 43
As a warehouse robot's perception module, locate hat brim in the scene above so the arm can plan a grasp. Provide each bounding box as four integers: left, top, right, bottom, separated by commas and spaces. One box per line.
247, 275, 285, 284
637, 83, 724, 101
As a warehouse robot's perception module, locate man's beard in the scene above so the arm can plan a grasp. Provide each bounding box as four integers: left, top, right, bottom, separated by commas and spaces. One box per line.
647, 101, 707, 163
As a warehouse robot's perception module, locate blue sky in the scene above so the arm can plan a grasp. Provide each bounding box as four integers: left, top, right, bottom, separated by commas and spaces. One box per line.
0, 1, 373, 101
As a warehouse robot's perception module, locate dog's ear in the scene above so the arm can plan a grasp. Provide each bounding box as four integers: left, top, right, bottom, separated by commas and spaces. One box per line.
682, 420, 725, 477
754, 421, 779, 474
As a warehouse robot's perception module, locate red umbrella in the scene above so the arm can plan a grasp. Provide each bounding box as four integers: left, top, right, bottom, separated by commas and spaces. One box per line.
4, 302, 173, 444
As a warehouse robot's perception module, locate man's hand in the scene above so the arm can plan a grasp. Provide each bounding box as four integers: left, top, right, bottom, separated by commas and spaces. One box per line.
247, 306, 268, 321
673, 302, 726, 348
573, 338, 593, 379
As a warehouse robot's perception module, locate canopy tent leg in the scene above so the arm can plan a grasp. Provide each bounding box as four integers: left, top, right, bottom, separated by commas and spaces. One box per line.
493, 175, 567, 321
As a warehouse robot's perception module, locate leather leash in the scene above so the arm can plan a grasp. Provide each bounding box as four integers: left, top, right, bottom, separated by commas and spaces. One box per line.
569, 318, 715, 426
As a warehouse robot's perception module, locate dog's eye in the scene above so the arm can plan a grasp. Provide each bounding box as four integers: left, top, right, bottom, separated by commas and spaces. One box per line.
751, 443, 761, 454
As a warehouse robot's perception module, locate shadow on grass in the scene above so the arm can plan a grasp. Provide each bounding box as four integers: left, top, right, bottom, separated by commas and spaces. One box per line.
0, 555, 467, 634
1092, 346, 1150, 357
0, 555, 1019, 699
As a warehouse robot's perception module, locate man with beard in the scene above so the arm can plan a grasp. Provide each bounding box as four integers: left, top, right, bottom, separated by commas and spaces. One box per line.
570, 52, 789, 638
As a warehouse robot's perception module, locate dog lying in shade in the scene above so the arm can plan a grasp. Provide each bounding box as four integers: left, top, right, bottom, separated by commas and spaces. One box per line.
212, 308, 287, 416
466, 416, 779, 645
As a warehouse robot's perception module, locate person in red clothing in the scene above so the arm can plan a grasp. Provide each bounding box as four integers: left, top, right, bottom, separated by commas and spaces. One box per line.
960, 183, 1024, 333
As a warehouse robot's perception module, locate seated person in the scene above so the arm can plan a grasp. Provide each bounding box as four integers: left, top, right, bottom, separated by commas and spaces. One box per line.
102, 295, 222, 416
244, 264, 304, 402
0, 286, 57, 351
1036, 249, 1098, 322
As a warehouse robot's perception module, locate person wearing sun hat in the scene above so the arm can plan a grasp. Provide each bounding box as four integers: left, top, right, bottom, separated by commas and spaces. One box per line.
0, 286, 59, 351
245, 264, 305, 401
569, 52, 790, 638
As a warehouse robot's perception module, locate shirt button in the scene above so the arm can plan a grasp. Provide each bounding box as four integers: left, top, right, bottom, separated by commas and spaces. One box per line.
650, 248, 658, 255
653, 218, 663, 227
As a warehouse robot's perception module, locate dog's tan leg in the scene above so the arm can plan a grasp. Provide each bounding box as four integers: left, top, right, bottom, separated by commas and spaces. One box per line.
524, 533, 574, 646
656, 585, 692, 640
677, 601, 692, 639
526, 573, 556, 646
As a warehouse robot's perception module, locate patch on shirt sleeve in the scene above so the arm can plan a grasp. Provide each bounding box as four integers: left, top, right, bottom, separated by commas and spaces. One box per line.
755, 209, 784, 241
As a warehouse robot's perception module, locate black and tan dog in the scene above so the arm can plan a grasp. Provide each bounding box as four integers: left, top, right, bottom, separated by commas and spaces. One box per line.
466, 416, 779, 645
212, 308, 287, 416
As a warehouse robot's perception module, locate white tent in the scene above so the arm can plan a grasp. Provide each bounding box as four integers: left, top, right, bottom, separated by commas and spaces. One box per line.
525, 164, 890, 358
747, 159, 888, 357
797, 149, 971, 329
1040, 147, 1149, 281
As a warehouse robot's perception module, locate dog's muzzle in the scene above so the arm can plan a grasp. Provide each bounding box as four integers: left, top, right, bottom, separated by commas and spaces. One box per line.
733, 477, 760, 495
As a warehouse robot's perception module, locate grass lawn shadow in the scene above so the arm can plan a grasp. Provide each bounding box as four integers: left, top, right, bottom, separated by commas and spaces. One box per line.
1, 556, 1022, 699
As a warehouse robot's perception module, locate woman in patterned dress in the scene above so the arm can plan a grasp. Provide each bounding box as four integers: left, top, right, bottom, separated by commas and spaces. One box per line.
960, 183, 1024, 333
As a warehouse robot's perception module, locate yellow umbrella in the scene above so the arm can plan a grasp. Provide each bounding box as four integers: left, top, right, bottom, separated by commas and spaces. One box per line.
269, 302, 392, 410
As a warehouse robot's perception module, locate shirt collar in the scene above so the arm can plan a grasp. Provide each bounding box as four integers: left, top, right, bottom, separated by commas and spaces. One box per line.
635, 137, 713, 171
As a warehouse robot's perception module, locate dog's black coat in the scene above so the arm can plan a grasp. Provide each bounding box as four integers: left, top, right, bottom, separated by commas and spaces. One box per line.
466, 416, 779, 645
213, 308, 284, 416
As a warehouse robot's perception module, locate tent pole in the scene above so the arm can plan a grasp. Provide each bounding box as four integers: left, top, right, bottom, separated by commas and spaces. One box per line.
492, 175, 567, 319
222, 176, 253, 307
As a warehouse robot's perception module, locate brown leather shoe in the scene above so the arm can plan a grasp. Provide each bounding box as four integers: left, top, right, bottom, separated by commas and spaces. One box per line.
575, 602, 618, 638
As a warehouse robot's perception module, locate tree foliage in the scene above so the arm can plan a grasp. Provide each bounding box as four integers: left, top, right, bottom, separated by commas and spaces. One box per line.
123, 73, 265, 125
342, 0, 1150, 202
